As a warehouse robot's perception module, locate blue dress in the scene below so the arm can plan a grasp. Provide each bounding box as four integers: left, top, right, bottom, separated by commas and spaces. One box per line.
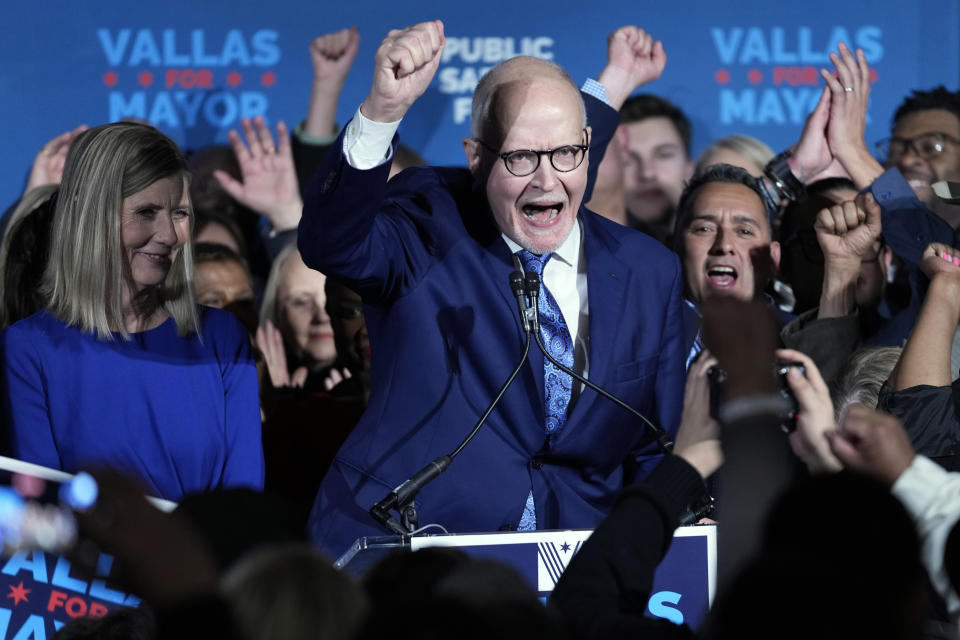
0, 306, 264, 501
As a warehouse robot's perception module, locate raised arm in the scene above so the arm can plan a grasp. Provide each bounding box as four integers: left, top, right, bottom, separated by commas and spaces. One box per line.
887, 243, 960, 390
821, 42, 885, 190
814, 191, 883, 318
304, 26, 360, 139
596, 26, 666, 111
360, 20, 445, 124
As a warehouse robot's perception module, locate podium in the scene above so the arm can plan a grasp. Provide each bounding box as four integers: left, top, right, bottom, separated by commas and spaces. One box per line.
337, 525, 716, 630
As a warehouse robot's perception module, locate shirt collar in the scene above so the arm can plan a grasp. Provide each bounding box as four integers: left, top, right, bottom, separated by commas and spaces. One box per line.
500, 219, 581, 268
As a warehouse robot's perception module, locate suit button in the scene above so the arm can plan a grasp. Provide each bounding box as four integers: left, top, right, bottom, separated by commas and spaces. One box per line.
532, 458, 543, 470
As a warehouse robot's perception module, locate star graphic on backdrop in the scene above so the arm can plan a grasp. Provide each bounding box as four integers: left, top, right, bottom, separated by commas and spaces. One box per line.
7, 581, 30, 606
261, 71, 276, 87
560, 542, 571, 553
226, 71, 242, 87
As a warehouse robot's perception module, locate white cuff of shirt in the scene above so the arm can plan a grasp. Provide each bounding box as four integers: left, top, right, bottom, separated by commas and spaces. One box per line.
342, 107, 400, 170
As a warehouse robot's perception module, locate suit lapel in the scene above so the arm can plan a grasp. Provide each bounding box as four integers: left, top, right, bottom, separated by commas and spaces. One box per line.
560, 211, 626, 437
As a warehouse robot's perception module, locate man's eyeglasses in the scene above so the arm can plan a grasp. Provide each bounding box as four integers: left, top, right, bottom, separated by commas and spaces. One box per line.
476, 129, 589, 177
875, 132, 960, 163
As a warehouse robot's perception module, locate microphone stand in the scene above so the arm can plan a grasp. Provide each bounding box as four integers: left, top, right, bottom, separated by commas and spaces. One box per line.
523, 272, 673, 454
524, 273, 714, 522
369, 271, 534, 535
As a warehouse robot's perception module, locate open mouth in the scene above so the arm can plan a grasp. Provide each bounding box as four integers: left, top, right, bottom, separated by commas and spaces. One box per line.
706, 265, 738, 288
521, 202, 563, 225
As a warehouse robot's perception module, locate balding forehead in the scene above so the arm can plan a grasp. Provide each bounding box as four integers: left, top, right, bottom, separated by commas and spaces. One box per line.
471, 56, 585, 142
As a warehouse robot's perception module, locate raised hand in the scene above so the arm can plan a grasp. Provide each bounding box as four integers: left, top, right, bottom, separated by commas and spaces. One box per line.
256, 320, 308, 388
360, 20, 445, 123
789, 86, 835, 183
820, 42, 883, 189
828, 405, 915, 486
815, 191, 883, 266
305, 26, 361, 138
214, 116, 303, 231
673, 350, 722, 479
310, 26, 360, 84
323, 366, 353, 392
920, 242, 960, 280
25, 124, 88, 195
597, 26, 667, 110
777, 348, 842, 474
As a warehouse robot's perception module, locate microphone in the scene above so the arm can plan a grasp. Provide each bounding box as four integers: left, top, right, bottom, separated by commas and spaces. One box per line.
370, 271, 534, 535
510, 270, 531, 333
522, 272, 673, 454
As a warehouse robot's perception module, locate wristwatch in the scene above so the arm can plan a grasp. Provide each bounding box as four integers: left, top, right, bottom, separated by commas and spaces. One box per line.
764, 150, 806, 202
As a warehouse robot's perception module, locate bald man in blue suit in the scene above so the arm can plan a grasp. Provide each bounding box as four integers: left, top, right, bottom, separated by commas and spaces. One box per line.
299, 21, 685, 557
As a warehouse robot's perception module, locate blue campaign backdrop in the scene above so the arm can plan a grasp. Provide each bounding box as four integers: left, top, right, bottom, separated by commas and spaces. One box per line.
1, 0, 958, 214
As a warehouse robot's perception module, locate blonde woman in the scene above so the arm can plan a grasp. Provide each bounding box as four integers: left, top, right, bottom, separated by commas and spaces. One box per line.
0, 122, 263, 501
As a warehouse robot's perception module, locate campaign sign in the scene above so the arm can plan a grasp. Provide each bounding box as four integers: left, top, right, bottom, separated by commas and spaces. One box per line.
0, 551, 140, 640
411, 525, 716, 630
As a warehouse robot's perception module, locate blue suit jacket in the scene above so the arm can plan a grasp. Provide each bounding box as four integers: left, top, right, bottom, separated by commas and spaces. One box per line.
299, 95, 685, 557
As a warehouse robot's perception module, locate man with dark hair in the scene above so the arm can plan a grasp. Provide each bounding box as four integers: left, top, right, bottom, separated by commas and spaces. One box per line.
883, 85, 960, 229
674, 164, 780, 306
619, 94, 695, 241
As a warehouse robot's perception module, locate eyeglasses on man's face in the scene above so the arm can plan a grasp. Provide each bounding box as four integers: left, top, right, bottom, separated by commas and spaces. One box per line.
476, 129, 589, 177
875, 132, 960, 163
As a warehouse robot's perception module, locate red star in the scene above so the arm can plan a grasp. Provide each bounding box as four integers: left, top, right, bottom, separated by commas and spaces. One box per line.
747, 69, 763, 84
260, 70, 276, 87
103, 70, 118, 87
137, 70, 154, 87
226, 70, 242, 87
7, 581, 30, 606
714, 69, 730, 85
869, 68, 878, 83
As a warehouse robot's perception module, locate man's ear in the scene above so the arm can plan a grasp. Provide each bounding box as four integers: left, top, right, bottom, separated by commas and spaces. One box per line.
463, 137, 483, 178
881, 245, 894, 279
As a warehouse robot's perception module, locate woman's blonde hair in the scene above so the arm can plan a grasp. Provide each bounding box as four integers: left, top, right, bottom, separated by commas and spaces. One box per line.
259, 240, 299, 329
42, 122, 198, 339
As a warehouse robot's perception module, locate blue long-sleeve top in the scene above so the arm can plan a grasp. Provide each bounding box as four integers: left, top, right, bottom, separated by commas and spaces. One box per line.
0, 306, 264, 501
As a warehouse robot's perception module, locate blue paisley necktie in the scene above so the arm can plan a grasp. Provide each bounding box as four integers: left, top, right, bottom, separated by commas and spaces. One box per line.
516, 250, 574, 531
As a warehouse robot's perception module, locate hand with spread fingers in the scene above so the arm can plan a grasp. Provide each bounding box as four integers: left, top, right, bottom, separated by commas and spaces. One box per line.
360, 20, 445, 123
256, 320, 308, 388
597, 26, 666, 111
214, 116, 303, 232
25, 124, 88, 195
